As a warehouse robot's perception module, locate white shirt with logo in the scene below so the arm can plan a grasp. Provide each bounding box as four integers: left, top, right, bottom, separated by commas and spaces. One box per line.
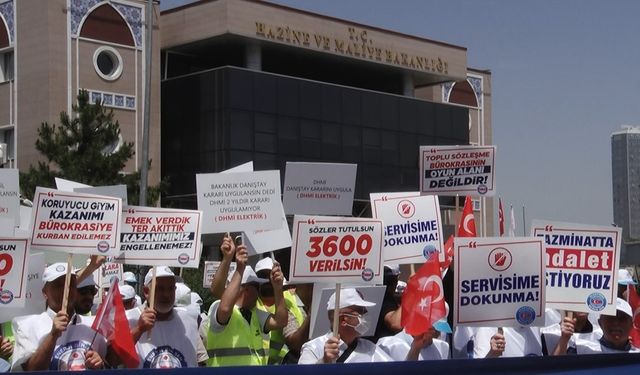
377, 330, 449, 361
473, 326, 542, 358
11, 309, 107, 371
130, 309, 200, 368
298, 332, 392, 364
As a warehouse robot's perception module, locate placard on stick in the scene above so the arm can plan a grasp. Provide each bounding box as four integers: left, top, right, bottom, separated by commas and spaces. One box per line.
0, 237, 29, 307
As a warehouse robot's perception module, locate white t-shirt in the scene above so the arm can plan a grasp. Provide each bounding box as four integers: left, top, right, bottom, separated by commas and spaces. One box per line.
541, 321, 602, 355
298, 332, 392, 364
129, 309, 202, 368
377, 330, 449, 361
452, 326, 477, 358
11, 309, 107, 371
473, 326, 542, 358
575, 338, 640, 354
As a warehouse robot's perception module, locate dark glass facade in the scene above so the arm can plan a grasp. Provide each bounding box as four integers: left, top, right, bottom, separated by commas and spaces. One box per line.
161, 66, 468, 209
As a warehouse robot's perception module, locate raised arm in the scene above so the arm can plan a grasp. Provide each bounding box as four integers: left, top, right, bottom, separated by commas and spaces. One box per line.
216, 244, 247, 325
264, 261, 287, 332
211, 233, 236, 300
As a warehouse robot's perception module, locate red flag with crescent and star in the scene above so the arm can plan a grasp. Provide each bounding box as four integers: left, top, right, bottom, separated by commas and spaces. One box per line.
457, 196, 476, 237
498, 198, 505, 236
401, 253, 447, 335
627, 284, 640, 348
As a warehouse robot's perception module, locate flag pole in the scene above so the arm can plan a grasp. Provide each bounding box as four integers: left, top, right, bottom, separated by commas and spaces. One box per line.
332, 283, 341, 341
61, 253, 74, 314
522, 205, 526, 236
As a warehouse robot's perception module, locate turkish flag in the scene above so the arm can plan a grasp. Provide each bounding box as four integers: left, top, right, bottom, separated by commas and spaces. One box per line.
457, 196, 476, 237
401, 253, 447, 335
92, 278, 140, 368
498, 198, 505, 237
440, 234, 454, 272
627, 285, 640, 348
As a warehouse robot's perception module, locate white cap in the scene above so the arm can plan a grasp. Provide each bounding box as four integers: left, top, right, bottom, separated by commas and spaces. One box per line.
384, 264, 400, 276
327, 288, 376, 311
616, 297, 633, 318
618, 269, 637, 285
395, 280, 407, 295
123, 271, 137, 283
227, 266, 268, 285
174, 282, 192, 307
77, 273, 97, 289
191, 292, 203, 306
144, 266, 175, 286
255, 257, 274, 273
120, 285, 136, 300
43, 263, 76, 283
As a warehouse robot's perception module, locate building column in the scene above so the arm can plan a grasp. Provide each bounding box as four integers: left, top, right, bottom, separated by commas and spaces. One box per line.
245, 43, 262, 71
402, 72, 414, 97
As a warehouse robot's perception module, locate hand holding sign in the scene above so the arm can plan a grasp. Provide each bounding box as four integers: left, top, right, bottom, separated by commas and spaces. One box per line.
221, 233, 236, 260
270, 261, 284, 290
235, 245, 248, 272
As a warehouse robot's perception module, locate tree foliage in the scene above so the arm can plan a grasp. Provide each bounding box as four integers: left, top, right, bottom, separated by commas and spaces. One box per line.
20, 90, 165, 204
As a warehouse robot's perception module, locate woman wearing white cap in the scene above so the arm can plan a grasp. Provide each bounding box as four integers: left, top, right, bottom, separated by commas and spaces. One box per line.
298, 288, 392, 364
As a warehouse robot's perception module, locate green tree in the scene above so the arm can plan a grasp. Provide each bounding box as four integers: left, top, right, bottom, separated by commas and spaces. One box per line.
20, 89, 165, 204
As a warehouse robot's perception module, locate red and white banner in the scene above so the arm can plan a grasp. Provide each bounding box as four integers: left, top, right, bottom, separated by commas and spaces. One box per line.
419, 145, 496, 196
0, 237, 29, 307
115, 206, 203, 268
531, 220, 621, 316
289, 215, 384, 284
30, 187, 122, 255
454, 237, 546, 327
370, 192, 443, 264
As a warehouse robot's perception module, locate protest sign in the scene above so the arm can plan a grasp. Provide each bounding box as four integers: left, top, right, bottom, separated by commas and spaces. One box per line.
454, 237, 546, 327
115, 206, 203, 268
0, 252, 45, 323
309, 284, 385, 339
55, 177, 90, 191
0, 237, 29, 307
531, 220, 621, 315
370, 192, 443, 264
202, 261, 236, 288
289, 215, 384, 284
75, 185, 128, 206
30, 187, 122, 256
244, 204, 292, 255
283, 162, 357, 215
98, 260, 123, 288
419, 145, 496, 196
0, 169, 19, 227
196, 170, 282, 233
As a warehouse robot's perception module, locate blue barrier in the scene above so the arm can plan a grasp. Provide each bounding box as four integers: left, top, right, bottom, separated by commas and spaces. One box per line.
28, 354, 640, 375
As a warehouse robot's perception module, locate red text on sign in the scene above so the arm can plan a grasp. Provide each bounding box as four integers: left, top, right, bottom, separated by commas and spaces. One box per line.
306, 234, 372, 258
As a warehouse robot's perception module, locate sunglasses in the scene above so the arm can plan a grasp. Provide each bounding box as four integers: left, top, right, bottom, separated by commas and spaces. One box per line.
78, 286, 98, 296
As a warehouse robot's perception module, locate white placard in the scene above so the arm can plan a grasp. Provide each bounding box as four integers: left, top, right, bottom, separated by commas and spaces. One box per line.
55, 177, 90, 191
419, 145, 496, 197
196, 170, 282, 233
0, 252, 45, 323
309, 284, 385, 339
97, 260, 123, 288
0, 237, 29, 307
531, 220, 621, 316
75, 185, 128, 206
30, 187, 122, 255
289, 215, 384, 285
370, 192, 443, 264
454, 237, 546, 327
202, 261, 236, 288
283, 162, 357, 215
115, 206, 203, 268
244, 203, 292, 255
0, 169, 19, 227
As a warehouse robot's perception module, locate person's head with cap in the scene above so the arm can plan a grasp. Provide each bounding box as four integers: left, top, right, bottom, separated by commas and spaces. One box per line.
229, 265, 268, 309
617, 268, 637, 299
123, 271, 138, 286
119, 284, 137, 310
326, 288, 376, 343
598, 298, 634, 349
74, 273, 98, 315
383, 264, 400, 296
174, 282, 192, 307
42, 262, 78, 314
143, 266, 176, 317
255, 257, 278, 303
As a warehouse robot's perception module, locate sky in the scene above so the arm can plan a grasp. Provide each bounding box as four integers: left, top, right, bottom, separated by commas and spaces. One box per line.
160, 0, 640, 230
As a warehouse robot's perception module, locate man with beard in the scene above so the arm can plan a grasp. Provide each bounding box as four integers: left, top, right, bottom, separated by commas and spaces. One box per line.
74, 274, 98, 316
11, 263, 106, 371
128, 267, 207, 368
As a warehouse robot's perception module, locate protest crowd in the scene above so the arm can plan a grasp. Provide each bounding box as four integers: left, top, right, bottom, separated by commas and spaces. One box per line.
1, 159, 640, 372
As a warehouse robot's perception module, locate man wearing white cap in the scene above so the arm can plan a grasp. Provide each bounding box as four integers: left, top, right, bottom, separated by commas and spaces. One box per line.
298, 288, 392, 364
617, 268, 637, 300
11, 263, 106, 371
122, 271, 142, 307
74, 274, 98, 316
573, 298, 640, 354
206, 234, 287, 366
128, 266, 206, 368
